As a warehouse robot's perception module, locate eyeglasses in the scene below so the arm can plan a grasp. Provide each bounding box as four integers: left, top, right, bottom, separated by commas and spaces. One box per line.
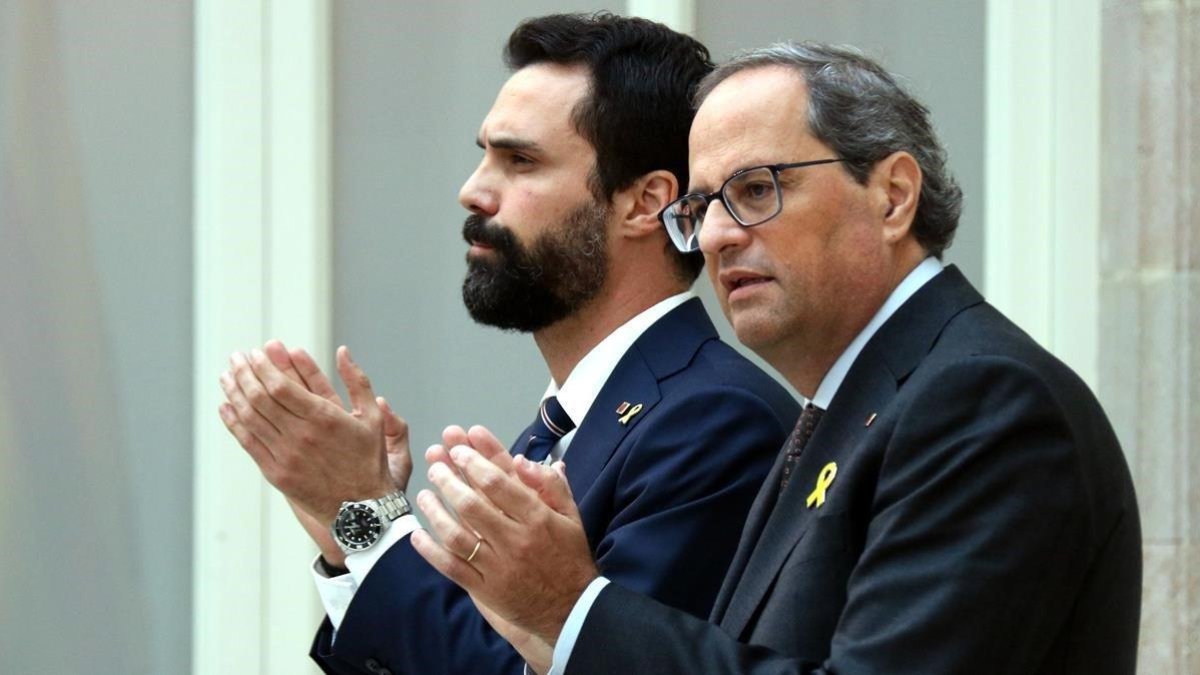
659, 159, 845, 252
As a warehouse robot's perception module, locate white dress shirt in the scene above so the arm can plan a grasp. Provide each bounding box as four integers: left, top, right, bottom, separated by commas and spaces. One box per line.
310, 291, 697, 636
547, 258, 944, 674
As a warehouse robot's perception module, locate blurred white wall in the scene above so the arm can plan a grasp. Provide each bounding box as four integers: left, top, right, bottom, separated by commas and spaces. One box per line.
0, 1, 193, 673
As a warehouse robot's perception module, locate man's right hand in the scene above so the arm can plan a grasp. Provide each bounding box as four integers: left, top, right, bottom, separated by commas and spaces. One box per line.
219, 340, 414, 569
277, 344, 413, 569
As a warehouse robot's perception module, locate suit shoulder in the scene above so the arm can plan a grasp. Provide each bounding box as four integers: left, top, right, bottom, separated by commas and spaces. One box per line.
660, 337, 798, 416
926, 302, 1092, 396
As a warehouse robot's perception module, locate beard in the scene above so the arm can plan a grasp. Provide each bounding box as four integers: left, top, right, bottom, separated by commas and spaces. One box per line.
461, 202, 609, 332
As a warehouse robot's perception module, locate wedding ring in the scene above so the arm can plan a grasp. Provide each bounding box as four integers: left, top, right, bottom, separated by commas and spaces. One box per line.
465, 537, 482, 563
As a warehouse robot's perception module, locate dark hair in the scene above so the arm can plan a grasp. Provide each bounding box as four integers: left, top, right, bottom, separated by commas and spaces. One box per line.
695, 42, 962, 258
505, 12, 711, 281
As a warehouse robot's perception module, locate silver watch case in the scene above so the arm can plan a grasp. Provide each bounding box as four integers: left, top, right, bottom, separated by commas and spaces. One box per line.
331, 490, 411, 554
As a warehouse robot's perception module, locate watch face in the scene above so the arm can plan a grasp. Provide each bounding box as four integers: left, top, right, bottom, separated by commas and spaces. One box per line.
333, 503, 383, 551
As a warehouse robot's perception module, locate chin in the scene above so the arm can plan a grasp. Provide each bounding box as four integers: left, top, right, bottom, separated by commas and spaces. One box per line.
729, 310, 781, 354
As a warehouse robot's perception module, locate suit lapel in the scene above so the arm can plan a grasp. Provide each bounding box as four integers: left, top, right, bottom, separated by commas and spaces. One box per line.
710, 433, 791, 622
717, 266, 984, 638
564, 298, 719, 498
718, 354, 896, 637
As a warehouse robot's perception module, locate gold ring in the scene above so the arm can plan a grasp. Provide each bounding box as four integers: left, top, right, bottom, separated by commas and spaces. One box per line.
465, 538, 482, 563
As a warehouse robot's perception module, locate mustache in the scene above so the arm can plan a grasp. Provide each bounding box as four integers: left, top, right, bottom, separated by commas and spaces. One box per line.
462, 214, 518, 251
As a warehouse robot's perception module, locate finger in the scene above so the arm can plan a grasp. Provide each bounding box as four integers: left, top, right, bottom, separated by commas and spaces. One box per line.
218, 402, 277, 465
429, 426, 469, 473
221, 369, 282, 439
426, 443, 451, 467
414, 489, 488, 564
264, 340, 303, 385
427, 459, 516, 538
229, 351, 300, 427
466, 425, 514, 475
448, 445, 538, 520
336, 346, 379, 419
245, 348, 323, 418
289, 347, 345, 407
514, 455, 580, 518
442, 424, 470, 449
410, 528, 483, 588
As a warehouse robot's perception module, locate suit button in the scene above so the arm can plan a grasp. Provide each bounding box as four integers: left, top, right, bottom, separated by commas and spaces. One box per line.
365, 658, 391, 674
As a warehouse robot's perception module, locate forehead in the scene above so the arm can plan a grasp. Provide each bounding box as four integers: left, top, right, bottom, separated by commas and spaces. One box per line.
480, 63, 592, 150
689, 66, 817, 190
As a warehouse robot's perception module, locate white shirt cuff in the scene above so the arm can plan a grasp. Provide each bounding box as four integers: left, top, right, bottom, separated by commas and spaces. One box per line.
547, 576, 610, 675
346, 513, 422, 586
309, 513, 423, 633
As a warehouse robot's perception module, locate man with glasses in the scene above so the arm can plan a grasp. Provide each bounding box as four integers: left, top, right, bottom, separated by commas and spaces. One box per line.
412, 42, 1142, 674
217, 13, 800, 675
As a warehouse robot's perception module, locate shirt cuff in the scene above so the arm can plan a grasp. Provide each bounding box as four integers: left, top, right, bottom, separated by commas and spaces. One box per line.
345, 513, 422, 587
547, 576, 610, 675
308, 513, 423, 633
311, 560, 358, 631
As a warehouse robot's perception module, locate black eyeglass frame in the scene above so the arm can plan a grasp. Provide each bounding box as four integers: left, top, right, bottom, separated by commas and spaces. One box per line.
659, 158, 845, 252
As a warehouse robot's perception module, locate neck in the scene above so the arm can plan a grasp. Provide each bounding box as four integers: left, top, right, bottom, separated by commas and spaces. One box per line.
533, 279, 687, 385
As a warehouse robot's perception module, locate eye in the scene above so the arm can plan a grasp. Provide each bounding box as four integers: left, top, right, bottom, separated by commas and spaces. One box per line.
509, 153, 535, 167
742, 181, 774, 200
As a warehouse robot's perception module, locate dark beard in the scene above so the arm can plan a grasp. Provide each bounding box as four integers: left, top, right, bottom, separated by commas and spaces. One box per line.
461, 203, 609, 332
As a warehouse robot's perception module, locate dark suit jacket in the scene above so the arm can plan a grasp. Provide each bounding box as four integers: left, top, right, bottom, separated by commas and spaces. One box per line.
310, 298, 801, 675
568, 267, 1142, 675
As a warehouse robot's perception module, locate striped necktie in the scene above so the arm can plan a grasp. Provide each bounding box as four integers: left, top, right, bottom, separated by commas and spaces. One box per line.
521, 396, 576, 463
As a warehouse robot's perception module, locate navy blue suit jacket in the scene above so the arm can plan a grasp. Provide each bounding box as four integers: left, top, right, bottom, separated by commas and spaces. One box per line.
567, 267, 1141, 674
311, 298, 800, 675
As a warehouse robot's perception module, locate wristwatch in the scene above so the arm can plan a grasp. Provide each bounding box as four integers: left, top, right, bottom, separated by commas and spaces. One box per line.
330, 490, 411, 554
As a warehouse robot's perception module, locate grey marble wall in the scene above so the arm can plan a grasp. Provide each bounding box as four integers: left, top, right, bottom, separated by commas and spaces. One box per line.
1100, 1, 1198, 672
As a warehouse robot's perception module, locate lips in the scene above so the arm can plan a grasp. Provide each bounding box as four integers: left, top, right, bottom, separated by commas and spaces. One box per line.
720, 269, 774, 298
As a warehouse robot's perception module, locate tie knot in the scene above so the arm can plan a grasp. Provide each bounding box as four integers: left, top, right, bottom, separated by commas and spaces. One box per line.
521, 396, 577, 463
537, 396, 575, 440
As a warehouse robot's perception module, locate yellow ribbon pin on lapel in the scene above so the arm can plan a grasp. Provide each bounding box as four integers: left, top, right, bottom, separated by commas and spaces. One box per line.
618, 403, 643, 425
806, 462, 838, 508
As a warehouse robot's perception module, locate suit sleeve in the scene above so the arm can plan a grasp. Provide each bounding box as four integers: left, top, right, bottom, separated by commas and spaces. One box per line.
566, 356, 1116, 674
586, 385, 788, 618
311, 385, 791, 675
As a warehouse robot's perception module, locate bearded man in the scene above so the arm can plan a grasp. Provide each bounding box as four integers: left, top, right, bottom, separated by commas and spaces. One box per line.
217, 13, 800, 675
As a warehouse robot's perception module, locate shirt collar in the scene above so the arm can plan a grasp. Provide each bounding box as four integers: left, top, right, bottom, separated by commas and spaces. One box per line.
810, 257, 944, 409
542, 291, 697, 425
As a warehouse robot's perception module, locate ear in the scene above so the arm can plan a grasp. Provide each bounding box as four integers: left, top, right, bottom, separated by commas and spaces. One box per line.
611, 170, 678, 239
871, 151, 921, 244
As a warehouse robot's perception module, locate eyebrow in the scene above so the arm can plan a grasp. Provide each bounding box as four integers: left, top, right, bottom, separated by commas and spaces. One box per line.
475, 135, 543, 153
688, 159, 785, 193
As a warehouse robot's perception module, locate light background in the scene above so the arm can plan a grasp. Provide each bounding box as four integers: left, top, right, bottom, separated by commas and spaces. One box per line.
3, 1, 1194, 674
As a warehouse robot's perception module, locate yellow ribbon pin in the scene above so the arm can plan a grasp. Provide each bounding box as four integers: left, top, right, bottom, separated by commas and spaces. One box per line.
618, 403, 643, 425
806, 462, 838, 508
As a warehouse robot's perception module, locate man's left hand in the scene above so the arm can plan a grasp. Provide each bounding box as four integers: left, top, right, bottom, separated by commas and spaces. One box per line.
410, 441, 598, 651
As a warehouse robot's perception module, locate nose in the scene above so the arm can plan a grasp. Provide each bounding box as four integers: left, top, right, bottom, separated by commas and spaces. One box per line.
458, 162, 498, 217
697, 199, 749, 256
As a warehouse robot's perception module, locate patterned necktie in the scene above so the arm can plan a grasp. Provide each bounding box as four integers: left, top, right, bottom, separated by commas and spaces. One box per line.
520, 396, 576, 463
779, 403, 824, 491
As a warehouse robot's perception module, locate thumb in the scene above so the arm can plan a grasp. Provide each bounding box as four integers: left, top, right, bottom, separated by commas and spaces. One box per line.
514, 456, 578, 519
378, 397, 408, 443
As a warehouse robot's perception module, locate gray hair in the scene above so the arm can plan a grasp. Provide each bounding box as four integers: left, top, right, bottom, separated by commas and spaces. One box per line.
695, 42, 962, 258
